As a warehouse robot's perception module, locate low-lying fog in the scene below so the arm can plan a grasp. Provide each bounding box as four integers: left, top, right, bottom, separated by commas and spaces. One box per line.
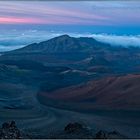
0, 29, 140, 52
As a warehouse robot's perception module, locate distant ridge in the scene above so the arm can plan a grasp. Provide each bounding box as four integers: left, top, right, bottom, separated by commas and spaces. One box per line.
1, 34, 140, 72
6, 34, 111, 54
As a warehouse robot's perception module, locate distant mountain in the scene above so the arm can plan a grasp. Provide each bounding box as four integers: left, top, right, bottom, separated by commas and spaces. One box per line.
1, 34, 140, 74
6, 34, 111, 54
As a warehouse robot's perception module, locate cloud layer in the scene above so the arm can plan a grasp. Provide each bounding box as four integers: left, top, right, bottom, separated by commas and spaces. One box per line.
91, 34, 140, 47
0, 30, 140, 52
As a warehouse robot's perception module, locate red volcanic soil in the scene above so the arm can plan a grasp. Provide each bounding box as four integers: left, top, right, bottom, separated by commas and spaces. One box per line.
38, 74, 140, 111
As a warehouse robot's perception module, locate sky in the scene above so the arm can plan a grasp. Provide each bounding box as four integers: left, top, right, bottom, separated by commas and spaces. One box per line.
0, 1, 140, 29
0, 0, 140, 51
0, 1, 139, 25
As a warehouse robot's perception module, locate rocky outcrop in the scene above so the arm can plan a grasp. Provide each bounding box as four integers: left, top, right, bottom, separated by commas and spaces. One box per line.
64, 122, 84, 134
95, 130, 126, 139
49, 122, 127, 139
0, 121, 127, 139
0, 121, 21, 139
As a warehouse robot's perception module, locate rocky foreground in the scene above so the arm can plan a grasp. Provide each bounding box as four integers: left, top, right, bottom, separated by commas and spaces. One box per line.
0, 121, 21, 139
0, 121, 127, 139
49, 122, 127, 139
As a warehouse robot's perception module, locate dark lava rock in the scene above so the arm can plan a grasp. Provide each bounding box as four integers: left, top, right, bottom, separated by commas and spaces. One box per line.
95, 130, 126, 139
49, 122, 94, 139
0, 121, 21, 139
58, 122, 126, 139
49, 122, 127, 139
95, 130, 108, 139
64, 122, 84, 134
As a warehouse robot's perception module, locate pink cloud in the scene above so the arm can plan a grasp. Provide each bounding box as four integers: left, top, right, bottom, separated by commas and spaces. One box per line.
0, 15, 109, 25
1, 1, 139, 26
0, 2, 110, 25
0, 17, 43, 24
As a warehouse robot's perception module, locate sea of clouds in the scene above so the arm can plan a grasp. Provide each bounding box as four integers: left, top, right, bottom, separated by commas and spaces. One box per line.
0, 29, 140, 52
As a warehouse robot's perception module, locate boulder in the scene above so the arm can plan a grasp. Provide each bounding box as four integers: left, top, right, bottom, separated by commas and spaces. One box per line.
0, 121, 21, 139
64, 122, 84, 134
95, 130, 126, 139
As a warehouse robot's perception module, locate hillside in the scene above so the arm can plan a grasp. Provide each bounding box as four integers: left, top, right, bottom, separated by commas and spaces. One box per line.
38, 74, 140, 111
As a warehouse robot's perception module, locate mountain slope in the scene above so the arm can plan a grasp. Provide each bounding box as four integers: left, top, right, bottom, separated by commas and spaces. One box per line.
1, 35, 140, 74
38, 74, 140, 111
6, 35, 111, 54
